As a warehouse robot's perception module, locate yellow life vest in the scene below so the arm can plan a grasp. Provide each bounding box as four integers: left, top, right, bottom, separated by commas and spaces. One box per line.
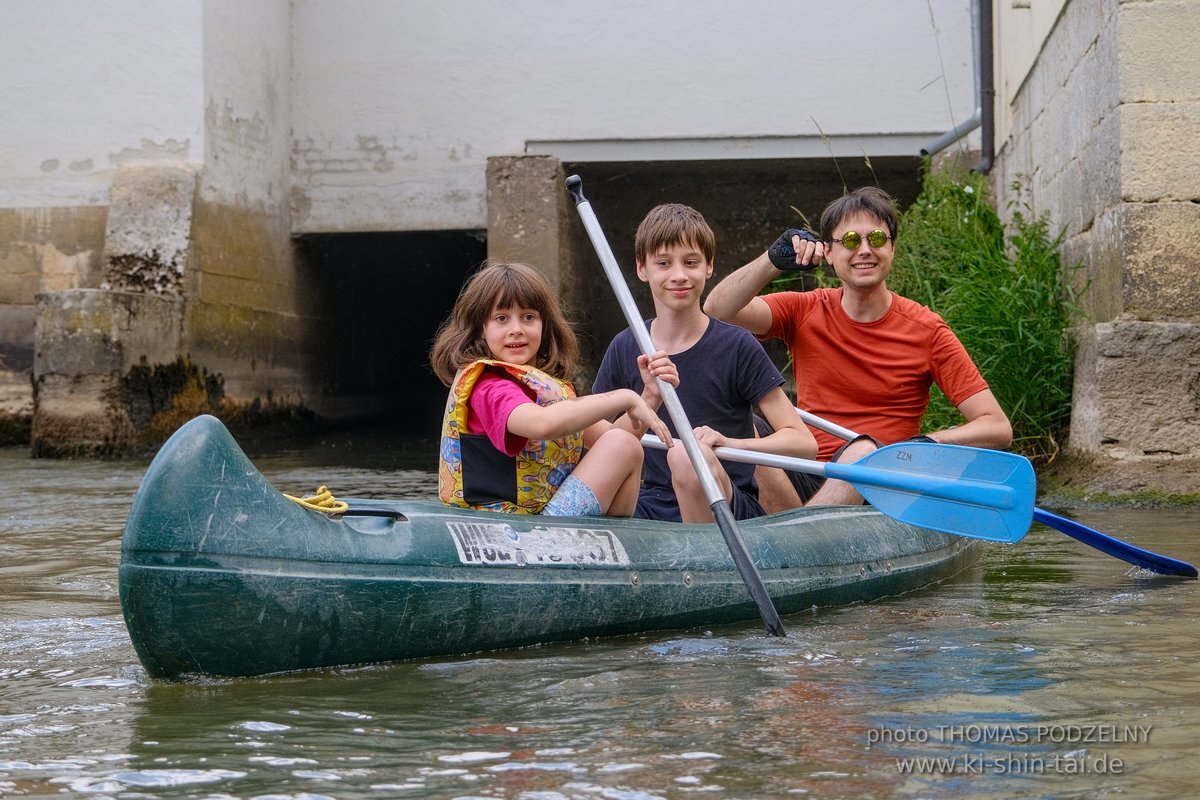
438, 359, 584, 513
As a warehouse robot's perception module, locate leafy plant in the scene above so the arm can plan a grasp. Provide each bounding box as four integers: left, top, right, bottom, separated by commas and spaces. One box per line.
891, 165, 1085, 465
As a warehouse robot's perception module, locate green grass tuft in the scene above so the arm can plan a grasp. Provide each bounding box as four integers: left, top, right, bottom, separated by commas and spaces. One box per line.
890, 164, 1085, 465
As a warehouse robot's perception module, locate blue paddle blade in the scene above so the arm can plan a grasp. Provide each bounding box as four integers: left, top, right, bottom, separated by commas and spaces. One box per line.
825, 441, 1036, 544
1032, 508, 1198, 577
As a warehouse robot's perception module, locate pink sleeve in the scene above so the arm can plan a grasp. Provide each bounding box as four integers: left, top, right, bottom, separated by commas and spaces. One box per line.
468, 372, 537, 456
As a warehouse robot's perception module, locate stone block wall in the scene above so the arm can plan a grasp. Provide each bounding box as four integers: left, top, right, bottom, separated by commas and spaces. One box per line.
0, 206, 107, 443
993, 0, 1200, 491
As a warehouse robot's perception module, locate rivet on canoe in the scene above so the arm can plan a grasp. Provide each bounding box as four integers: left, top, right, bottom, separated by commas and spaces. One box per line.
858, 565, 867, 577
629, 572, 640, 587
682, 571, 694, 586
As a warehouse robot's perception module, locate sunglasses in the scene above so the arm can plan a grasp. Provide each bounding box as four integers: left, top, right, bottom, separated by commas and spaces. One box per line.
829, 229, 892, 249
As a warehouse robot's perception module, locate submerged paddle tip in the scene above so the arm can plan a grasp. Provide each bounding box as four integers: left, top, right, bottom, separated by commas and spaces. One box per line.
1032, 507, 1198, 578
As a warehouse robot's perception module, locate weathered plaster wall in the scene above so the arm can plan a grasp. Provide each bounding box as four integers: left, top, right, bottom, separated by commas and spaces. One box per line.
0, 2, 204, 444
186, 0, 313, 409
289, 0, 978, 233
0, 2, 205, 208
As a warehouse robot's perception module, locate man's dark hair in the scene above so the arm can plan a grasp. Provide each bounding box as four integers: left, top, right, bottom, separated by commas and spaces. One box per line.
819, 186, 900, 242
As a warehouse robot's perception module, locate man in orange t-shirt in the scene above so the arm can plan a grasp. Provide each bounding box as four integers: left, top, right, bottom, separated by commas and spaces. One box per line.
704, 186, 1012, 508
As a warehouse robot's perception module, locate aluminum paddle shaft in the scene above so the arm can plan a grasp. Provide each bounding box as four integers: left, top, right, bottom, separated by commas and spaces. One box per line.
565, 174, 786, 636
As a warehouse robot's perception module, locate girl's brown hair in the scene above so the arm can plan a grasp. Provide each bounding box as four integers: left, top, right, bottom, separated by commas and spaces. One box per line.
429, 261, 579, 386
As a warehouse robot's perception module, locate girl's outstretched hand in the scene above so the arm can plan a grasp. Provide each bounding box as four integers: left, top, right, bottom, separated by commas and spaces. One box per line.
626, 396, 673, 447
637, 350, 678, 408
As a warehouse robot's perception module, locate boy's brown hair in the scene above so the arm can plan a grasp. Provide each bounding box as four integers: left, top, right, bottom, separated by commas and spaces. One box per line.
634, 203, 717, 265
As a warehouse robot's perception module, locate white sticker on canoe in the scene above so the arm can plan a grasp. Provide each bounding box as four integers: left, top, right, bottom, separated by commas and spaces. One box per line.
447, 521, 630, 567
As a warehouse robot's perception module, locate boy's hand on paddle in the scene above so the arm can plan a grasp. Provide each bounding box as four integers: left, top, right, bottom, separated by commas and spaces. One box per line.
768, 228, 822, 271
637, 350, 678, 408
690, 425, 728, 450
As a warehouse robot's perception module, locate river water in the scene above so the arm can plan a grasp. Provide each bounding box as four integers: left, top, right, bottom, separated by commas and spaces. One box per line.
2, 435, 1199, 800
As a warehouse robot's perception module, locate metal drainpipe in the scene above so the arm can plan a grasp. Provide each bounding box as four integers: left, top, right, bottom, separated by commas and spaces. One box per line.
921, 0, 994, 174
975, 0, 995, 173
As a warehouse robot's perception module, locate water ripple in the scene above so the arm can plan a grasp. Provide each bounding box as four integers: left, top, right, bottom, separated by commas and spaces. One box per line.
4, 446, 1200, 799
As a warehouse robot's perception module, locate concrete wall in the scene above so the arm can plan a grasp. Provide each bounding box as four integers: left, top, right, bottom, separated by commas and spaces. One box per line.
2, 0, 979, 451
289, 0, 977, 233
992, 0, 1200, 490
187, 0, 308, 405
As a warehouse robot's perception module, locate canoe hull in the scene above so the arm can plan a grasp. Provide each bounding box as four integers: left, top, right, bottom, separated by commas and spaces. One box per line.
120, 415, 982, 679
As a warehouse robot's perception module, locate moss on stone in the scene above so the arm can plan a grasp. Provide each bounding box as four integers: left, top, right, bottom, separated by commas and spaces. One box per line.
119, 357, 317, 454
1038, 454, 1200, 508
0, 412, 32, 446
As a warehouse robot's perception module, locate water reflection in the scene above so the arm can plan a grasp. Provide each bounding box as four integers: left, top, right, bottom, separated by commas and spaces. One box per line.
1, 438, 1199, 798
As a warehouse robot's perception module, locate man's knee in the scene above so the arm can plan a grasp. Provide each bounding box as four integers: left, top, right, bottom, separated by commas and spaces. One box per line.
832, 434, 879, 463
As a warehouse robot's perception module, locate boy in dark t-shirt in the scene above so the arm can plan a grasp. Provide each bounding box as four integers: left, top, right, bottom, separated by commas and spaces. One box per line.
592, 203, 816, 523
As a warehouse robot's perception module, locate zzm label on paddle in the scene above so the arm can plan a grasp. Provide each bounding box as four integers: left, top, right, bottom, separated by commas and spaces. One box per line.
447, 521, 631, 567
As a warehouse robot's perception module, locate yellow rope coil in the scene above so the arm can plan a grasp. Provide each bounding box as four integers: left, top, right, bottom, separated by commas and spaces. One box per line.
283, 485, 349, 514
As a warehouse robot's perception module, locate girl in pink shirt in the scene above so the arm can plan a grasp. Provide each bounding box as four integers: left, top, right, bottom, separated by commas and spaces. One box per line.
431, 261, 674, 516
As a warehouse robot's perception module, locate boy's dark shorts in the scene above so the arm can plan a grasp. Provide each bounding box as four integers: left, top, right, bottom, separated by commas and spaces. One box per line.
634, 485, 764, 522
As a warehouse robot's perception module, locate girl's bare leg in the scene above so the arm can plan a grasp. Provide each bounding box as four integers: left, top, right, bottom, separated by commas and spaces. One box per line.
569, 428, 645, 516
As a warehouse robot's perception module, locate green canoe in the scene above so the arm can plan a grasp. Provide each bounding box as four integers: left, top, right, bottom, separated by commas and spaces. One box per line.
119, 414, 982, 679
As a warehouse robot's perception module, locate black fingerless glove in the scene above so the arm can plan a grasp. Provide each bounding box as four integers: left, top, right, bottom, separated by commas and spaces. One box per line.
906, 435, 936, 443
768, 228, 821, 271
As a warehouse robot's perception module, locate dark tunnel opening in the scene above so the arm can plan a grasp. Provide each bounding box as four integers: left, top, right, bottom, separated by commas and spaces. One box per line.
294, 230, 487, 437
288, 156, 924, 445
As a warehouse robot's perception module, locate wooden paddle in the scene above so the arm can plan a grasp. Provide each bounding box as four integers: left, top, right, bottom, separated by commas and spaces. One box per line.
566, 174, 786, 637
640, 435, 1035, 544
795, 409, 1197, 577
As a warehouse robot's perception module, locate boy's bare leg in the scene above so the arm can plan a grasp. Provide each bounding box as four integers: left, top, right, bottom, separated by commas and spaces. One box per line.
754, 465, 802, 514
667, 443, 733, 523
